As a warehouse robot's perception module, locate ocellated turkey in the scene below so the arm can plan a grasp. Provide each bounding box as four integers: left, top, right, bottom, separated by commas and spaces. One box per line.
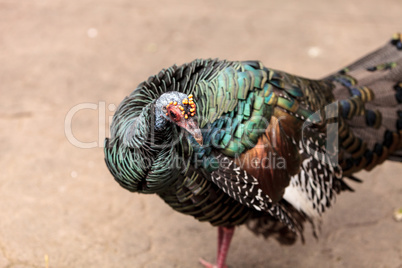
104, 34, 402, 268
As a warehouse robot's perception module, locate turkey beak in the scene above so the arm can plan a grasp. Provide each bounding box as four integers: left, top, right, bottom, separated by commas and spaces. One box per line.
178, 118, 203, 146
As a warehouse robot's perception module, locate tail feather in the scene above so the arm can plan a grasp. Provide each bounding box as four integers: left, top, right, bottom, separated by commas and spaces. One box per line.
388, 149, 402, 162
327, 34, 402, 173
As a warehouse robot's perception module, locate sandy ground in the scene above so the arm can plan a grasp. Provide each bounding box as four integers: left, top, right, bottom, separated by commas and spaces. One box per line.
0, 0, 401, 267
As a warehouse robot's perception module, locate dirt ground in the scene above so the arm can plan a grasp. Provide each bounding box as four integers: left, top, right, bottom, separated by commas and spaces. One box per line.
0, 0, 401, 267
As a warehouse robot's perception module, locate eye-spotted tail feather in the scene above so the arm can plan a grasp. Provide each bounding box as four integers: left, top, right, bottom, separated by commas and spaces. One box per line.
327, 34, 402, 175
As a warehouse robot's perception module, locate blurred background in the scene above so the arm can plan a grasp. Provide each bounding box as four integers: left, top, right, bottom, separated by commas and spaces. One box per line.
0, 0, 401, 267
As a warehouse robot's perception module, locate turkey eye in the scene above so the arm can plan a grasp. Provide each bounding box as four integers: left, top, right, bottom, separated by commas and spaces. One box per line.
169, 111, 176, 119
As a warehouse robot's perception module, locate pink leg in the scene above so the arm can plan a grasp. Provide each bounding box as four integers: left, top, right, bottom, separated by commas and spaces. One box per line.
199, 226, 235, 268
217, 226, 224, 256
